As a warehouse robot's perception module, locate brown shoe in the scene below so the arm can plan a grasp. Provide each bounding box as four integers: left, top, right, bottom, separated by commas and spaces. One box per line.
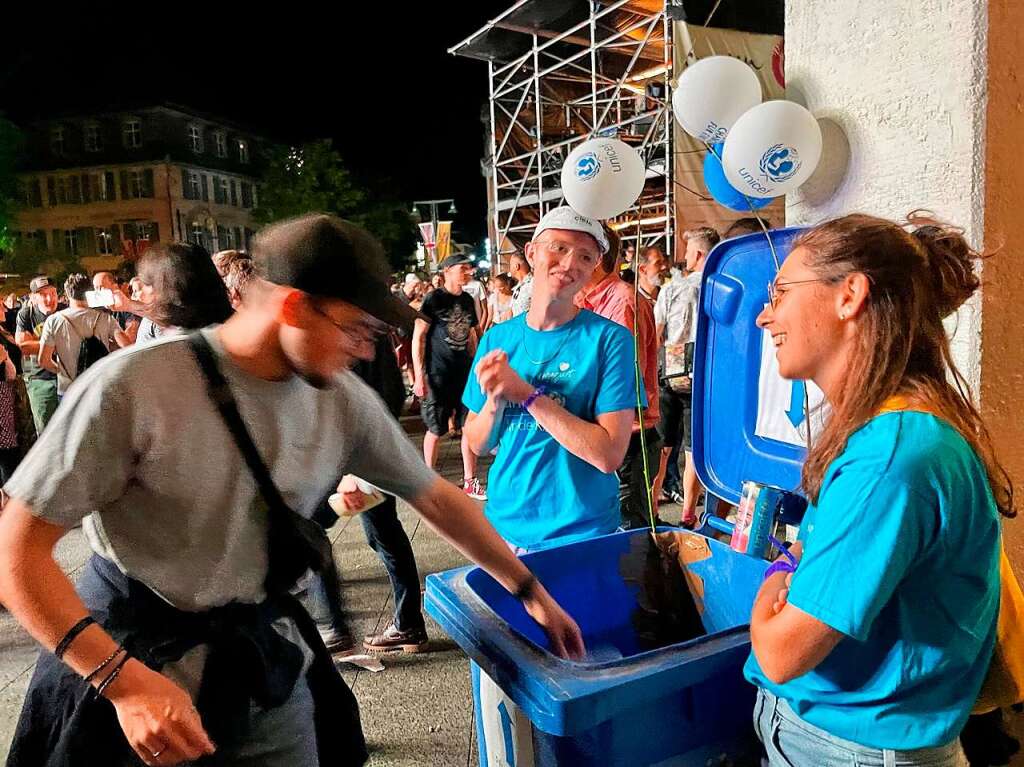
363, 623, 429, 653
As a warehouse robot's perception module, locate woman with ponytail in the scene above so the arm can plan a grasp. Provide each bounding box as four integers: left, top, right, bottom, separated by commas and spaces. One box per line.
744, 212, 1013, 766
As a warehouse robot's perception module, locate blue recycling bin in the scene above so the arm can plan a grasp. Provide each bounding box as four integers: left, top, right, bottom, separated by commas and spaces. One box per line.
426, 227, 814, 766
425, 528, 768, 766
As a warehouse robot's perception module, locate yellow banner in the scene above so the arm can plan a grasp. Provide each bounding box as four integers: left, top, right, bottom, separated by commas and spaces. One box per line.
435, 220, 452, 264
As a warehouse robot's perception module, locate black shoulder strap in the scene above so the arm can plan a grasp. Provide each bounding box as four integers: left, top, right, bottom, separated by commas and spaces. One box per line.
185, 332, 288, 513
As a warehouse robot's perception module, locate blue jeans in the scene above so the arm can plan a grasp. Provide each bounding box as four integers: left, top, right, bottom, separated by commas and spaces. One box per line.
307, 493, 424, 633
754, 689, 966, 767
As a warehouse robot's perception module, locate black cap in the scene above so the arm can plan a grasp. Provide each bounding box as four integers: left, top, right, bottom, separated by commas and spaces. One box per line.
29, 276, 52, 293
251, 214, 421, 331
439, 254, 473, 270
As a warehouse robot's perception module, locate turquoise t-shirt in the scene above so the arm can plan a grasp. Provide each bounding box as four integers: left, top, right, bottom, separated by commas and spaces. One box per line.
462, 311, 640, 550
744, 411, 1001, 750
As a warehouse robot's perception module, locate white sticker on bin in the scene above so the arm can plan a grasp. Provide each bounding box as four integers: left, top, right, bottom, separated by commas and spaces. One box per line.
479, 668, 536, 767
754, 328, 828, 446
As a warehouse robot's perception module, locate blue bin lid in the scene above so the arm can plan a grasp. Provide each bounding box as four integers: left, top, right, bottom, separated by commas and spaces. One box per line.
691, 227, 812, 505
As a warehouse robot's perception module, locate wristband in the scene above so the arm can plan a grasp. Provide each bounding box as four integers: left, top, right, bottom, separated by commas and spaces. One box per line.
54, 616, 96, 660
522, 386, 547, 409
96, 652, 132, 698
83, 646, 125, 683
764, 560, 797, 581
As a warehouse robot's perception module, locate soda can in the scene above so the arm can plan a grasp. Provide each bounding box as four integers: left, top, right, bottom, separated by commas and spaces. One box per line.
731, 482, 788, 559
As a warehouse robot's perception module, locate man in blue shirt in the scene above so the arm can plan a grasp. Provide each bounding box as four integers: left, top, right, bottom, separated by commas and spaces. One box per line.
462, 207, 640, 551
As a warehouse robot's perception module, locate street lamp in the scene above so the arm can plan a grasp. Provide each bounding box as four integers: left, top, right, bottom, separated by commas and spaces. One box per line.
410, 197, 457, 268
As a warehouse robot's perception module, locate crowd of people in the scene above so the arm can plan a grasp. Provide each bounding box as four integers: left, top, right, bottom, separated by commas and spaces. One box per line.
0, 205, 1013, 767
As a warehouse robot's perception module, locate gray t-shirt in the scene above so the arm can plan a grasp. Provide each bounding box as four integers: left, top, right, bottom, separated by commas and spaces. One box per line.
4, 328, 437, 610
38, 307, 122, 394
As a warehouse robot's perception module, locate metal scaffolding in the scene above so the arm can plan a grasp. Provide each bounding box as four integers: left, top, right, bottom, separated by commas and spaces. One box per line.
450, 0, 674, 269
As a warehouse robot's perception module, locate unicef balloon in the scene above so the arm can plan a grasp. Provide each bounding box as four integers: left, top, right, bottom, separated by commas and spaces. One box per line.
672, 56, 762, 143
560, 138, 646, 220
722, 101, 823, 198
703, 144, 770, 212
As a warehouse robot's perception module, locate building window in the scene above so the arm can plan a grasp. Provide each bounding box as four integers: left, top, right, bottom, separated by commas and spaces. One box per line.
214, 131, 227, 158
188, 170, 202, 199
216, 177, 230, 205
240, 181, 253, 208
191, 222, 206, 246
188, 124, 204, 154
123, 118, 142, 149
84, 123, 102, 152
64, 229, 79, 256
96, 228, 113, 255
238, 140, 249, 164
136, 222, 151, 240
50, 126, 65, 157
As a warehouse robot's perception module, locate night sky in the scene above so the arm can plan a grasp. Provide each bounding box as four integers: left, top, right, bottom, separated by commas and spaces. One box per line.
0, 4, 513, 242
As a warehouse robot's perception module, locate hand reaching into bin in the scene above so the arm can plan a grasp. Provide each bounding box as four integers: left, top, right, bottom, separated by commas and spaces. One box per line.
516, 574, 586, 660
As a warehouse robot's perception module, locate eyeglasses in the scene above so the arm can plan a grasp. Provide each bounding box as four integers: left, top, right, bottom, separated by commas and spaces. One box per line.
533, 238, 600, 266
766, 277, 833, 308
315, 305, 388, 343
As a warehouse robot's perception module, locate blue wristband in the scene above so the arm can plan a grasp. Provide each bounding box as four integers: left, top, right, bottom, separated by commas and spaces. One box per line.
764, 560, 797, 581
522, 385, 547, 409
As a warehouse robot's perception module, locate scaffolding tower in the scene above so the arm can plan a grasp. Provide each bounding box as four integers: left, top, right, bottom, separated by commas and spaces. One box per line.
450, 0, 673, 269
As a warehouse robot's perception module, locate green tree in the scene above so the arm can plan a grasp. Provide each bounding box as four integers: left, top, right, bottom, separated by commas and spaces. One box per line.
252, 140, 417, 272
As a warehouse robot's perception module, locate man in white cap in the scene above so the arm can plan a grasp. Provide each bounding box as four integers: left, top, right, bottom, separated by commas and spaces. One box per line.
462, 206, 641, 552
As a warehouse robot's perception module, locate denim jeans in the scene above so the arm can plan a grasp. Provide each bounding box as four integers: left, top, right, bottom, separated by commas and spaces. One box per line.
617, 428, 664, 529
307, 493, 424, 633
754, 689, 967, 767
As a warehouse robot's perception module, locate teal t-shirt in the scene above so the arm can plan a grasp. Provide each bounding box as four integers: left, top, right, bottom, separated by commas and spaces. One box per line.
744, 411, 1001, 749
462, 311, 640, 550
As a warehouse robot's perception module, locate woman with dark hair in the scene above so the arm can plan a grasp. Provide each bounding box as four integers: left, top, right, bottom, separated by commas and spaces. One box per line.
746, 212, 1011, 766
135, 242, 233, 343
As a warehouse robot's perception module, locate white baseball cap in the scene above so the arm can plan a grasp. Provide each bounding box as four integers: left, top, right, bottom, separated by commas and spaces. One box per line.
403, 272, 422, 287
532, 206, 610, 254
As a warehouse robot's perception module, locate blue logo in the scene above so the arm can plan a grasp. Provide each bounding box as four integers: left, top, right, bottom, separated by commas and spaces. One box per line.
575, 152, 601, 181
759, 144, 801, 183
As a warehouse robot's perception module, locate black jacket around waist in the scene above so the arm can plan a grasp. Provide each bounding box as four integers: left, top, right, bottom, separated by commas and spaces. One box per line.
7, 554, 367, 767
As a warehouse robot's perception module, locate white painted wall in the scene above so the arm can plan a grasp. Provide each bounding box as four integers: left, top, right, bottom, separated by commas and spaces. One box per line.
784, 0, 988, 390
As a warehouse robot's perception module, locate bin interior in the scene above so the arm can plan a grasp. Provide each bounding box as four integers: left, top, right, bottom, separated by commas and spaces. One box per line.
466, 528, 767, 665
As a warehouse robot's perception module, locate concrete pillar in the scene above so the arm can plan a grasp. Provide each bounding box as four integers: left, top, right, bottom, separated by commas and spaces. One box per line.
785, 1, 1024, 574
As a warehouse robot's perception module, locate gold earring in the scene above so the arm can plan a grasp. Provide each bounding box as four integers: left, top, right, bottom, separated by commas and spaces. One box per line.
839, 312, 847, 320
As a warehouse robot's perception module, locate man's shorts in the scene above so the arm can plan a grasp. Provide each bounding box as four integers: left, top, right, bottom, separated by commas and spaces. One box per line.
658, 387, 693, 451
421, 394, 468, 436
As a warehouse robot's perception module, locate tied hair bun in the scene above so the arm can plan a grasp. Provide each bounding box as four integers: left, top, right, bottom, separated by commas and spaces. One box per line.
907, 211, 980, 319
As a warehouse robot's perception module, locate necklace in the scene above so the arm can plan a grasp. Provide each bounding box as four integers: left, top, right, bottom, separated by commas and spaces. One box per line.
520, 313, 576, 366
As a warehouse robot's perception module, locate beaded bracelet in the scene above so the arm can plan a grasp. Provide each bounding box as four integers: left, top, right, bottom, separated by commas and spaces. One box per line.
83, 646, 125, 684
54, 616, 96, 660
96, 652, 132, 698
522, 386, 547, 409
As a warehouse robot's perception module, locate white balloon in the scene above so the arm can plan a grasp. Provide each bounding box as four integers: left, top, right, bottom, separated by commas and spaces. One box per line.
672, 56, 762, 143
560, 138, 646, 220
722, 101, 823, 198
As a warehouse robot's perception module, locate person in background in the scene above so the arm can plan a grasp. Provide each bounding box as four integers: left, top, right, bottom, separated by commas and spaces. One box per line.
395, 273, 423, 386
723, 217, 771, 240
0, 336, 20, 482
4, 292, 22, 335
135, 242, 233, 343
15, 276, 60, 435
747, 212, 1007, 767
637, 245, 670, 303
652, 227, 720, 525
509, 252, 533, 317
463, 206, 637, 551
128, 276, 144, 302
211, 249, 246, 279
463, 265, 489, 332
413, 254, 485, 499
576, 226, 663, 529
38, 274, 131, 399
92, 271, 141, 344
484, 273, 516, 331
223, 257, 256, 311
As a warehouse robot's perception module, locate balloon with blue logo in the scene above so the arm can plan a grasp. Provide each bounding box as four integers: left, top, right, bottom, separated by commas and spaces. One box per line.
560, 137, 646, 220
722, 100, 823, 198
703, 143, 771, 212
672, 56, 762, 143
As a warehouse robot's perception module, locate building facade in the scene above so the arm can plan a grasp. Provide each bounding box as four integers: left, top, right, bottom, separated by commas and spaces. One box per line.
10, 103, 263, 273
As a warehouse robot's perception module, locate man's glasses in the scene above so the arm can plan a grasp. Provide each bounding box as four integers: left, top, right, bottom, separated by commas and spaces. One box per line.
766, 277, 832, 308
534, 239, 600, 266
315, 306, 388, 343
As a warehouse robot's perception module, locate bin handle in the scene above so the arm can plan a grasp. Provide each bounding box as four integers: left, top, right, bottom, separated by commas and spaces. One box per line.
700, 514, 734, 536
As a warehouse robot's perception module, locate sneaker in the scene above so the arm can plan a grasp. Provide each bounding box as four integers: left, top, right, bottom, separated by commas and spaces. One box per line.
660, 489, 685, 506
462, 477, 487, 500
318, 626, 356, 656
363, 623, 429, 654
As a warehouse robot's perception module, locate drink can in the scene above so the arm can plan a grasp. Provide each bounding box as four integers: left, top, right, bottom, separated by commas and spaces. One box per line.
731, 481, 787, 559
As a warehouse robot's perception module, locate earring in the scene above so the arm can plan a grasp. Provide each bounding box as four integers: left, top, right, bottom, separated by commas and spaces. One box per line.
839, 312, 847, 321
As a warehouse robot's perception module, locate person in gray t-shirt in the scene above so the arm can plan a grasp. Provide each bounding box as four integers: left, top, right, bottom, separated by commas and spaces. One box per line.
0, 215, 584, 767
